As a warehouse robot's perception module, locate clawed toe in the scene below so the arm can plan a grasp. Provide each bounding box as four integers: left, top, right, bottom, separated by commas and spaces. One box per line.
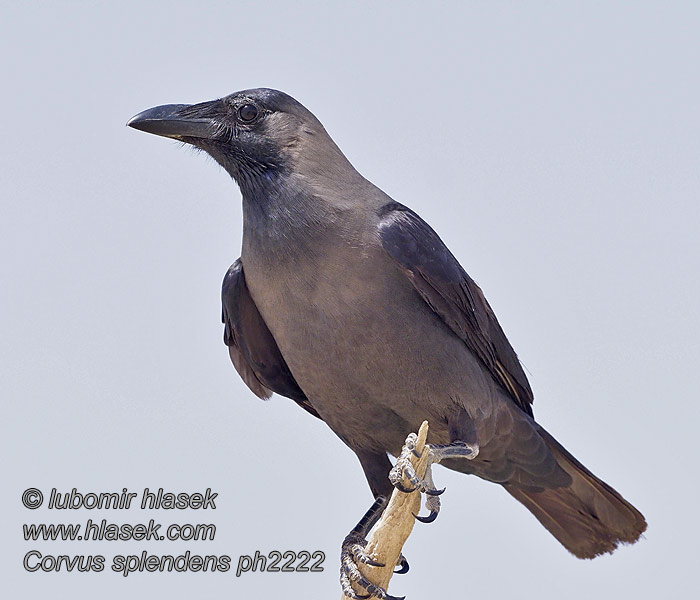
413, 510, 439, 524
341, 552, 405, 600
343, 534, 385, 568
394, 555, 409, 575
392, 480, 418, 494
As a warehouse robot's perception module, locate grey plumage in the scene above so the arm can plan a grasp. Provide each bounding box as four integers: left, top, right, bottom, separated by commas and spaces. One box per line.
128, 88, 646, 559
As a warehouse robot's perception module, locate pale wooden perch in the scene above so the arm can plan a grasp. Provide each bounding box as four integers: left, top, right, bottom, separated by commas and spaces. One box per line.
341, 420, 431, 600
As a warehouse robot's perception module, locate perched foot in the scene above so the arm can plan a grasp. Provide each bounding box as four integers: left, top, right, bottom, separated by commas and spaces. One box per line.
389, 433, 444, 495
389, 434, 479, 523
340, 497, 407, 600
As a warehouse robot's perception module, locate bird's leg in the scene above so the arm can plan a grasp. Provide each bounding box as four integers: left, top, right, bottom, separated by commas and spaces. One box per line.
389, 423, 479, 523
340, 496, 407, 600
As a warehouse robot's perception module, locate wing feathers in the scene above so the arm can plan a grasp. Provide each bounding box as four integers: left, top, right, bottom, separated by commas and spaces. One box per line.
221, 259, 321, 419
378, 202, 534, 415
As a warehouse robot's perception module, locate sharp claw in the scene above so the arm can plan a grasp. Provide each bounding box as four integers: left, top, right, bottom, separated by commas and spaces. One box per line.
363, 557, 385, 568
425, 486, 446, 496
393, 481, 418, 493
411, 447, 422, 458
394, 557, 410, 575
413, 510, 439, 524
386, 595, 406, 600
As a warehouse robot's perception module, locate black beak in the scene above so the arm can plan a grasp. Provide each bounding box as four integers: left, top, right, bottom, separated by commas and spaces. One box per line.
127, 103, 218, 140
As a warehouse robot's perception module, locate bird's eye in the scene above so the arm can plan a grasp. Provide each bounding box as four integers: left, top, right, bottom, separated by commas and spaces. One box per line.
238, 104, 258, 122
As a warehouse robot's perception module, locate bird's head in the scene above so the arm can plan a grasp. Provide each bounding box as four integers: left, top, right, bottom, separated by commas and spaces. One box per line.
128, 88, 351, 192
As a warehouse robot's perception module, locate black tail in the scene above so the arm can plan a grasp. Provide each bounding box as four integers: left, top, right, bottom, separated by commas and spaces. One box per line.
504, 427, 647, 559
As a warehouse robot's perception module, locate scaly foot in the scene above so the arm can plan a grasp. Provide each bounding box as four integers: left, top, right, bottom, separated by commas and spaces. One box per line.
389, 433, 479, 523
340, 497, 408, 600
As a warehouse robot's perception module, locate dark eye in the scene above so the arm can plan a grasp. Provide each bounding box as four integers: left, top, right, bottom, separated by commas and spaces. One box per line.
238, 104, 258, 122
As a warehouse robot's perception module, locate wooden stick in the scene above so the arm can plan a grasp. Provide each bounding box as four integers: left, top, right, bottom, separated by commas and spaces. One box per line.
341, 420, 430, 599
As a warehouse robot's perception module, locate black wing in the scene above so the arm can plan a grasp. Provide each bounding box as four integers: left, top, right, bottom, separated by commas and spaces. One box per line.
378, 202, 534, 416
221, 260, 321, 420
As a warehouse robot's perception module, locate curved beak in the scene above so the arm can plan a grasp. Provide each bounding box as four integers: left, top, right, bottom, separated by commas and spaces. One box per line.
127, 103, 218, 140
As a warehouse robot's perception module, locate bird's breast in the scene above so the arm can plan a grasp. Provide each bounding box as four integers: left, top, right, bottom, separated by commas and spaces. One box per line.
239, 215, 500, 453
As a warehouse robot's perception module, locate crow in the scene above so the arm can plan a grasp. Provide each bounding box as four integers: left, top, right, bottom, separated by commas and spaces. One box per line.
129, 88, 646, 599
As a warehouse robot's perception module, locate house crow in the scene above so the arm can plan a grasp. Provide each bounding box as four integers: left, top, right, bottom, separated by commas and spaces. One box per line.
129, 88, 646, 599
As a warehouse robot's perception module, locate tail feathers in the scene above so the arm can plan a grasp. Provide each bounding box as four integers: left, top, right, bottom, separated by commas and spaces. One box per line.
505, 427, 647, 559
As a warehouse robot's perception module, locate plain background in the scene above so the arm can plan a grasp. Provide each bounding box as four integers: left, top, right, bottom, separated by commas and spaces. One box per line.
2, 1, 699, 598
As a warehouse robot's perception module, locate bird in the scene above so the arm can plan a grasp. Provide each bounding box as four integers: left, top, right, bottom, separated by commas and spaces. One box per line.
128, 88, 647, 598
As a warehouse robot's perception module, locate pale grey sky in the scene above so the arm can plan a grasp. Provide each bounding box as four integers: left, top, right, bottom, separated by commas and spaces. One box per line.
2, 1, 699, 598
